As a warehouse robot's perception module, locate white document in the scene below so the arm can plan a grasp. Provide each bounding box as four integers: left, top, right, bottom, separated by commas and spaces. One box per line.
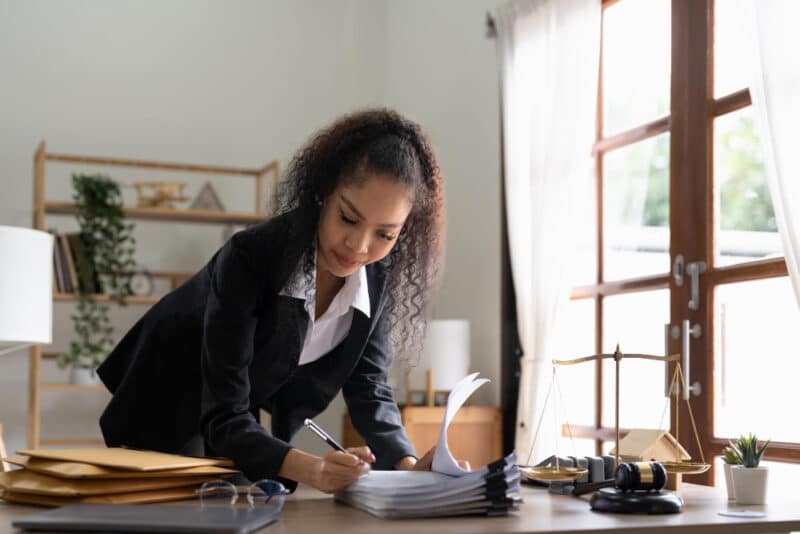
345, 372, 490, 494
431, 372, 489, 476
337, 373, 520, 518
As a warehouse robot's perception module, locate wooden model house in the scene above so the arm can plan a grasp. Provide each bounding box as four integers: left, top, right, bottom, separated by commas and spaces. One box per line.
609, 428, 691, 463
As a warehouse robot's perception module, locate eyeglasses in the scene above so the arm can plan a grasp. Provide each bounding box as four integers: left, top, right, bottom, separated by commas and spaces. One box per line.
197, 479, 287, 510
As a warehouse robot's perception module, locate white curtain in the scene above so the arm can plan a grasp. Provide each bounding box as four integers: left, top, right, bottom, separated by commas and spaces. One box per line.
496, 0, 600, 464
743, 0, 800, 307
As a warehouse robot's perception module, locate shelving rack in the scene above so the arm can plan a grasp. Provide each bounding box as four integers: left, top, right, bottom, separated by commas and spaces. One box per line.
29, 140, 279, 448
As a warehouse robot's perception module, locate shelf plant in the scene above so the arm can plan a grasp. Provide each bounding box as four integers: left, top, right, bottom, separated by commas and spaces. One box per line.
729, 433, 770, 505
58, 174, 136, 380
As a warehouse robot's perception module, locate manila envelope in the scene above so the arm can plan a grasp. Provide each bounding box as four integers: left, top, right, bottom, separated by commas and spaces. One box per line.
17, 448, 233, 471
3, 455, 238, 479
0, 469, 216, 497
0, 486, 199, 507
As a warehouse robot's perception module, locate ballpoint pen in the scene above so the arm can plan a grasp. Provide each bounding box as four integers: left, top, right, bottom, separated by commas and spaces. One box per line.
303, 418, 347, 453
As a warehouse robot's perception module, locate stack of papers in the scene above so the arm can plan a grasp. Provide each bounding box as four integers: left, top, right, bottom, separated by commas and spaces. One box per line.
336, 373, 521, 518
0, 448, 237, 507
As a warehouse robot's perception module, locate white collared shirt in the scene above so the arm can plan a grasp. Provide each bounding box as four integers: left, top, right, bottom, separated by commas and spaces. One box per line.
279, 253, 371, 366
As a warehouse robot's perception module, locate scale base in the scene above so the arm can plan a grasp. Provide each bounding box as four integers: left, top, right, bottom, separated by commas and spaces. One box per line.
590, 487, 683, 514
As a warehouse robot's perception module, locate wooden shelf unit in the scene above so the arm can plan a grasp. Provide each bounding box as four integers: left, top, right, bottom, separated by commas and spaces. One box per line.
44, 201, 267, 225
29, 140, 279, 448
40, 383, 107, 392
53, 293, 161, 304
0, 423, 8, 472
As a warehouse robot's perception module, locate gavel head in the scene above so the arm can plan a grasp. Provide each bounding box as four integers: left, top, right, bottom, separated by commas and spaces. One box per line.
614, 462, 668, 492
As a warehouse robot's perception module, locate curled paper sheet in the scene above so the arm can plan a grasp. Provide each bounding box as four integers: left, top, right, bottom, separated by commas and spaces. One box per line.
431, 372, 490, 476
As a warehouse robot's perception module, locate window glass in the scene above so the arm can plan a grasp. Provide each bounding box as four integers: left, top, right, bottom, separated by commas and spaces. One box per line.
602, 290, 671, 430
603, 134, 670, 281
714, 278, 800, 442
602, 0, 671, 135
714, 0, 749, 98
713, 108, 779, 267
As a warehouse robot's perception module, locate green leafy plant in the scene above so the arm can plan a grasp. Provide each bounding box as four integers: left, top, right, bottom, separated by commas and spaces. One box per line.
58, 174, 136, 371
731, 433, 770, 468
59, 297, 114, 370
721, 445, 741, 465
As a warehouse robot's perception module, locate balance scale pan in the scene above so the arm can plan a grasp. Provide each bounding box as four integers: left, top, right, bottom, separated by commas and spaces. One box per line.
660, 461, 711, 475
520, 466, 589, 482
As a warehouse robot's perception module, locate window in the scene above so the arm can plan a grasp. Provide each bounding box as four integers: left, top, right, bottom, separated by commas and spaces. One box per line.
565, 0, 798, 483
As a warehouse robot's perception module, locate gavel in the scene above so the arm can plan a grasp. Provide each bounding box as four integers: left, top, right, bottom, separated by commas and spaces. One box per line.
573, 461, 668, 496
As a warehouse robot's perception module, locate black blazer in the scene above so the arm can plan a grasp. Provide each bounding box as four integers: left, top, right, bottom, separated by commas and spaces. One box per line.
97, 209, 415, 485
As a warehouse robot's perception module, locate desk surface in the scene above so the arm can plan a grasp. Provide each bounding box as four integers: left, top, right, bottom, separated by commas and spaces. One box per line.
1, 483, 798, 534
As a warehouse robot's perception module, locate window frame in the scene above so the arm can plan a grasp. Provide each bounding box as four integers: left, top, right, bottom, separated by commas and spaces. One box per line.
566, 0, 798, 485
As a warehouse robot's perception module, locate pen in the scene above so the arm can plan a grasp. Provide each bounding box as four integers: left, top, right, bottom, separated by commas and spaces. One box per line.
303, 418, 347, 453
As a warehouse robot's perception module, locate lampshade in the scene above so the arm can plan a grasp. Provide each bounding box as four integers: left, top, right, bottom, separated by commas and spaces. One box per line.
409, 319, 471, 391
0, 226, 54, 351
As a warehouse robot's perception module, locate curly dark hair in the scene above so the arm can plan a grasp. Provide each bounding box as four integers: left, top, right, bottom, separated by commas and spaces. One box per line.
274, 108, 445, 363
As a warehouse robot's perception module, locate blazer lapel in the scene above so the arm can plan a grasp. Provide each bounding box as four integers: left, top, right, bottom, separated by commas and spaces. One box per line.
334, 261, 388, 376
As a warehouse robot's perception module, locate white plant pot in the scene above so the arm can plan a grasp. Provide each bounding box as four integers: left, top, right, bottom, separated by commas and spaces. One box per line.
69, 366, 100, 385
723, 463, 737, 501
731, 465, 768, 505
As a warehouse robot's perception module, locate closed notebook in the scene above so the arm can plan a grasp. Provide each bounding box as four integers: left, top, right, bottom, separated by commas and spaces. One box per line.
1, 486, 199, 507
16, 448, 233, 471
12, 502, 280, 534
0, 469, 214, 497
3, 455, 238, 479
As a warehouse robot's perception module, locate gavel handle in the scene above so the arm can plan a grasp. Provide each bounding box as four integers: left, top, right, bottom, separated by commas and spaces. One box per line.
572, 479, 615, 496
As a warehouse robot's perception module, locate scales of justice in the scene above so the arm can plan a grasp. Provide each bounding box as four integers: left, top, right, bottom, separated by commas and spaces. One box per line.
520, 344, 710, 514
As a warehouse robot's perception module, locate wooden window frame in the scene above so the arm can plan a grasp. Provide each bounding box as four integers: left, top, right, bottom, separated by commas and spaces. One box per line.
577, 0, 797, 485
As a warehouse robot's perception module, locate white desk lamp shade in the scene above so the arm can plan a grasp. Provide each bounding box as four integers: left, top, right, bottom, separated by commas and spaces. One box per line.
409, 319, 470, 390
0, 226, 54, 350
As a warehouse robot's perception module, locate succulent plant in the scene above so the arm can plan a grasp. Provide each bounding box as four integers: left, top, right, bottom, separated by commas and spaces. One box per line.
731, 434, 770, 468
722, 445, 741, 465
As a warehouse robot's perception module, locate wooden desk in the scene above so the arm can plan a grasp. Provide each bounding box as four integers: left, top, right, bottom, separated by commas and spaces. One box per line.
2, 483, 799, 533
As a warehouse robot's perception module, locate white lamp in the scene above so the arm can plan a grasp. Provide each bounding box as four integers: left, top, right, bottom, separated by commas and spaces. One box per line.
0, 226, 54, 470
407, 319, 471, 405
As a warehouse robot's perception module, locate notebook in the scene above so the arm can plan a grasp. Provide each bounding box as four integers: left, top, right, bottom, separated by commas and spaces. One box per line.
335, 373, 521, 518
12, 503, 280, 534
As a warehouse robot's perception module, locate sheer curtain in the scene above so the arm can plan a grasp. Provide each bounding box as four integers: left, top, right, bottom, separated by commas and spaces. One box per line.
496, 0, 600, 464
743, 0, 800, 307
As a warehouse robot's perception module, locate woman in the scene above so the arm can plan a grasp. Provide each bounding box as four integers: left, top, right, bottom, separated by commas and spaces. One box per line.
98, 109, 447, 493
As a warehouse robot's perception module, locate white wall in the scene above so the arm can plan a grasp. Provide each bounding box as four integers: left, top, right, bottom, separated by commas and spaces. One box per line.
382, 0, 501, 406
0, 0, 500, 459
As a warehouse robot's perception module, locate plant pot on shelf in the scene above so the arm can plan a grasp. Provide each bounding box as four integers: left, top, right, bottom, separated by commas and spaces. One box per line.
731, 465, 768, 505
722, 463, 736, 501
69, 365, 100, 386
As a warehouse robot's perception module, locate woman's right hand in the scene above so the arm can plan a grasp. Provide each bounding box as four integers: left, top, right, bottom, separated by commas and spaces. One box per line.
311, 447, 373, 493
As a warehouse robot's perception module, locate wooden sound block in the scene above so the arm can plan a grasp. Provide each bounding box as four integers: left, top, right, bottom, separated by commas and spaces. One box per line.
590, 487, 684, 514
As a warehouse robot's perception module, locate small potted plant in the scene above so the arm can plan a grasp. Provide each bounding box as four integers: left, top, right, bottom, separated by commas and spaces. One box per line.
721, 445, 740, 501
730, 433, 770, 505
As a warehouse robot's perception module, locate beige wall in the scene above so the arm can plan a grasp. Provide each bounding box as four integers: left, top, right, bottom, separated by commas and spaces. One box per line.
0, 0, 501, 459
